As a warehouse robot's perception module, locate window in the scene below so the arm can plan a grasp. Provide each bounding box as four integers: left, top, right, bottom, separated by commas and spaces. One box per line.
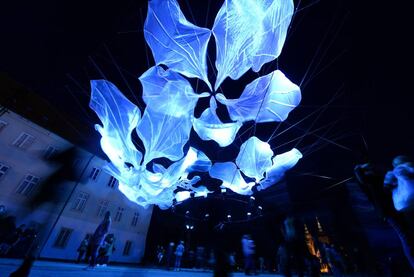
107, 176, 118, 188
89, 167, 101, 181
0, 120, 8, 132
16, 175, 40, 196
0, 163, 9, 179
114, 207, 124, 222
131, 212, 139, 227
44, 146, 58, 159
72, 192, 89, 212
123, 240, 132, 256
53, 227, 73, 248
97, 200, 109, 217
13, 132, 35, 149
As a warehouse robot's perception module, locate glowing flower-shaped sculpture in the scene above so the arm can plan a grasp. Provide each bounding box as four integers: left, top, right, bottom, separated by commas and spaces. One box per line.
90, 0, 302, 209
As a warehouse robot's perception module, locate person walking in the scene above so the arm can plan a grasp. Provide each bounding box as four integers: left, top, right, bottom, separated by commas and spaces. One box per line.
174, 241, 185, 271
241, 234, 256, 275
76, 236, 89, 263
166, 242, 175, 270
85, 211, 111, 270
97, 235, 115, 266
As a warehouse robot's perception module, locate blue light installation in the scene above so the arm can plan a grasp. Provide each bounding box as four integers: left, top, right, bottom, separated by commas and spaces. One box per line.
90, 0, 302, 209
144, 0, 212, 90
212, 0, 294, 90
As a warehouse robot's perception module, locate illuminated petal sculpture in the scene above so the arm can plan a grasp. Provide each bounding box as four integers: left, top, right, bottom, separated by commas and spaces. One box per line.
258, 148, 303, 191
209, 162, 256, 195
90, 0, 303, 209
137, 107, 192, 165
216, 70, 301, 123
212, 0, 294, 90
90, 80, 143, 170
236, 136, 273, 182
144, 0, 212, 90
139, 66, 209, 117
193, 97, 242, 147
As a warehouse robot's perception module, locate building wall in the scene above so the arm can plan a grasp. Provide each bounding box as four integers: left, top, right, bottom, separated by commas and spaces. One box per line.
0, 110, 153, 264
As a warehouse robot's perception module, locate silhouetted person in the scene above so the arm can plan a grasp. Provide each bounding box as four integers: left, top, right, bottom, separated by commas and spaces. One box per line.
9, 147, 78, 277
76, 236, 89, 263
166, 242, 175, 270
355, 156, 414, 270
97, 234, 115, 266
242, 234, 256, 275
214, 222, 231, 277
85, 211, 111, 270
195, 246, 205, 269
281, 216, 308, 277
174, 241, 185, 271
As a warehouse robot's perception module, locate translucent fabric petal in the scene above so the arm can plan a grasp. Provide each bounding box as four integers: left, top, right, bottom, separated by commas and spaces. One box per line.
175, 191, 192, 202
137, 107, 192, 165
216, 70, 301, 123
193, 97, 242, 147
144, 0, 212, 90
118, 147, 211, 209
89, 80, 142, 171
236, 136, 273, 181
192, 186, 212, 198
212, 0, 294, 90
209, 162, 255, 195
139, 66, 209, 118
258, 148, 302, 191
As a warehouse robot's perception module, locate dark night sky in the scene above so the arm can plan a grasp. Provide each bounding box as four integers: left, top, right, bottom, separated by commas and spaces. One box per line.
0, 0, 413, 260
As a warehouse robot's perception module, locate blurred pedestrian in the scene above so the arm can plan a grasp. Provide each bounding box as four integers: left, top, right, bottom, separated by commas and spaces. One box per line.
241, 234, 256, 275
85, 211, 111, 270
97, 234, 115, 266
166, 242, 175, 270
174, 241, 185, 271
76, 236, 89, 263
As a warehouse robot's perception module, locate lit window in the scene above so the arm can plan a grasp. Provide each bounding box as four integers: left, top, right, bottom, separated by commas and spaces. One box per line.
0, 120, 8, 132
97, 200, 109, 217
107, 176, 118, 188
13, 133, 35, 149
114, 207, 124, 222
131, 212, 139, 227
89, 167, 101, 180
16, 175, 40, 196
44, 146, 58, 159
53, 227, 73, 248
72, 192, 89, 212
0, 163, 10, 180
123, 240, 133, 256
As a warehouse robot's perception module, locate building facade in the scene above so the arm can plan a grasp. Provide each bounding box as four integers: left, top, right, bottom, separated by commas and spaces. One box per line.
0, 109, 153, 264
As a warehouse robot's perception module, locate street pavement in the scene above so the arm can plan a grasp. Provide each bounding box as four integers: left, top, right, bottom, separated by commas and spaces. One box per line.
0, 259, 282, 277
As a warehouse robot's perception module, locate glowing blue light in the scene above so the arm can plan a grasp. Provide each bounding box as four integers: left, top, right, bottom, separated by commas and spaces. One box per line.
144, 0, 212, 90
236, 136, 273, 182
209, 162, 256, 195
212, 0, 294, 90
193, 97, 242, 147
139, 66, 209, 118
90, 80, 143, 170
175, 191, 191, 202
136, 107, 192, 165
258, 148, 303, 191
216, 70, 301, 123
90, 0, 302, 209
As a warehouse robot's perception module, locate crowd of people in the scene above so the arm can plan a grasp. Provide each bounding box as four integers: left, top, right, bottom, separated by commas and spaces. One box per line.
0, 206, 38, 259
146, 154, 414, 276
